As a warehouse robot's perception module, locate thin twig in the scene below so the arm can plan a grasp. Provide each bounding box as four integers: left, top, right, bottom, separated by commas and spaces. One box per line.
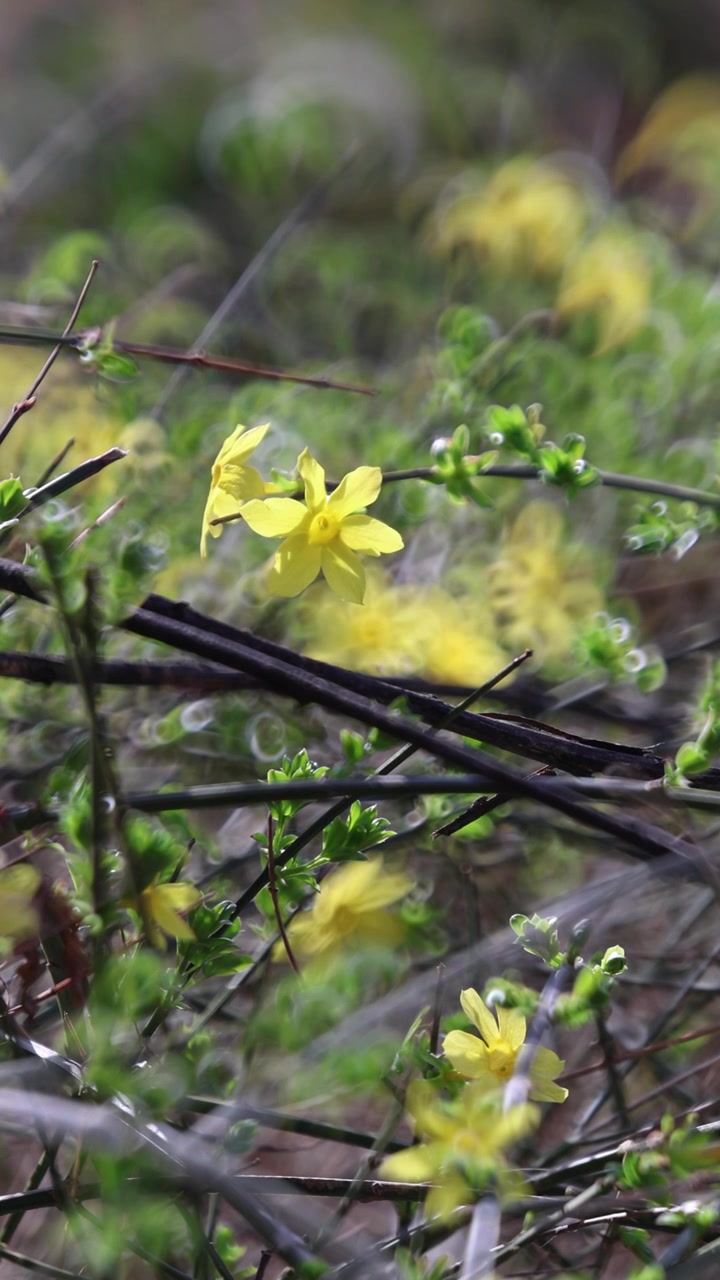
153, 143, 363, 417
0, 325, 374, 397
70, 497, 127, 548
211, 457, 720, 529
33, 439, 76, 489
594, 1010, 630, 1130
266, 813, 299, 974
0, 260, 99, 450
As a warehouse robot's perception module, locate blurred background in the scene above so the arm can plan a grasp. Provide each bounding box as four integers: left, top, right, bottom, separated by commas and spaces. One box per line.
5, 7, 720, 1275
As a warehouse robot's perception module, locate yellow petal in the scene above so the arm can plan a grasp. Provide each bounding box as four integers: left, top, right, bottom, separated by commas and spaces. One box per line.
144, 918, 167, 949
460, 989, 502, 1046
352, 871, 415, 911
351, 911, 407, 947
267, 536, 322, 597
339, 515, 404, 555
530, 1077, 569, 1104
483, 1101, 541, 1153
405, 1082, 458, 1142
529, 1047, 568, 1103
425, 1172, 471, 1221
216, 462, 268, 502
216, 422, 270, 467
277, 911, 325, 959
380, 1144, 441, 1184
151, 883, 203, 912
241, 498, 309, 538
442, 1031, 494, 1082
298, 449, 327, 511
200, 494, 218, 557
327, 466, 382, 519
321, 541, 366, 602
319, 858, 380, 905
496, 1005, 526, 1051
142, 883, 202, 942
152, 906, 196, 941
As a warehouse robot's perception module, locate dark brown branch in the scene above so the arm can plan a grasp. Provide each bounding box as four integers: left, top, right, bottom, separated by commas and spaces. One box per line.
0, 555, 710, 875
0, 650, 259, 691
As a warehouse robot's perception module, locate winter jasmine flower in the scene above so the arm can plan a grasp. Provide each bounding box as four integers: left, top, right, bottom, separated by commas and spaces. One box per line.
430, 157, 591, 278
443, 988, 568, 1103
557, 228, 650, 352
124, 880, 202, 950
275, 857, 414, 961
380, 1079, 538, 1220
241, 448, 403, 603
488, 501, 603, 667
200, 423, 274, 558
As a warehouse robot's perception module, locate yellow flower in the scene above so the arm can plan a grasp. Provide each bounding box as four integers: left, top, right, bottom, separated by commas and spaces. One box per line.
488, 502, 604, 668
302, 571, 508, 686
616, 76, 720, 188
380, 1080, 538, 1220
0, 864, 41, 943
241, 448, 403, 604
615, 77, 720, 241
443, 988, 567, 1104
407, 588, 508, 687
0, 349, 121, 493
556, 227, 650, 353
276, 857, 414, 961
124, 880, 202, 950
430, 157, 590, 278
200, 422, 273, 558
302, 571, 420, 674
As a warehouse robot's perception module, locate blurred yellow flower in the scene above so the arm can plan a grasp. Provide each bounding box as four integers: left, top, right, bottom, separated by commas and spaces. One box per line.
430, 157, 591, 278
0, 864, 41, 943
488, 501, 604, 667
275, 857, 414, 961
616, 77, 720, 240
0, 349, 121, 490
413, 588, 507, 686
303, 571, 507, 686
124, 879, 202, 950
556, 227, 650, 352
443, 988, 567, 1103
617, 76, 720, 187
200, 422, 274, 558
303, 571, 420, 674
380, 1079, 538, 1220
241, 448, 403, 604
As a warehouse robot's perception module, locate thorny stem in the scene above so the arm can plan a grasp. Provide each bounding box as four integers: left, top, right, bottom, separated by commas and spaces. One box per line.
0, 324, 374, 397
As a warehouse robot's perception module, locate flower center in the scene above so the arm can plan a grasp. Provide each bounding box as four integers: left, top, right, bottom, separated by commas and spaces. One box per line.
487, 1040, 517, 1080
308, 509, 340, 545
329, 904, 357, 935
450, 1131, 478, 1162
